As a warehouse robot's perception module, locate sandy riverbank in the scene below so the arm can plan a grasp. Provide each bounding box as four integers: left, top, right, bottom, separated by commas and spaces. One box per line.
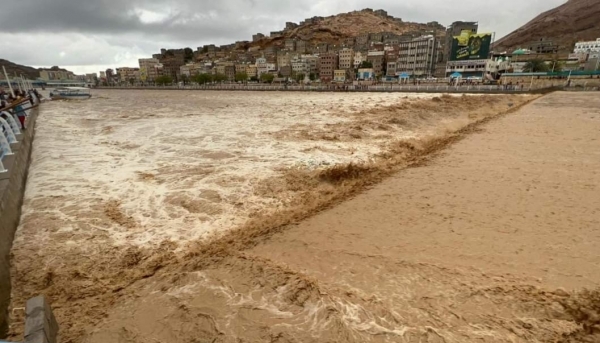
8, 90, 549, 342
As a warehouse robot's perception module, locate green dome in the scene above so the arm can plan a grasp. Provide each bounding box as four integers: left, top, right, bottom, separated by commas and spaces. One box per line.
512, 49, 526, 55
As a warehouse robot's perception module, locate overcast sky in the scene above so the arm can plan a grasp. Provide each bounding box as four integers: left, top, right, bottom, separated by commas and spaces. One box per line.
0, 0, 565, 75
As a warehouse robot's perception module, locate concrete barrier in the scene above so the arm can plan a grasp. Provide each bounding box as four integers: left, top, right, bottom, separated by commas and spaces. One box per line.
0, 107, 38, 338
24, 296, 58, 343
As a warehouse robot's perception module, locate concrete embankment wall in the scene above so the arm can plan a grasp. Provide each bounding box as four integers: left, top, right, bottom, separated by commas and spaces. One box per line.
0, 108, 38, 337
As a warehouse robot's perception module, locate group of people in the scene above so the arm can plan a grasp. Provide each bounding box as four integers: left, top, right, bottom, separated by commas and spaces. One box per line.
0, 88, 41, 130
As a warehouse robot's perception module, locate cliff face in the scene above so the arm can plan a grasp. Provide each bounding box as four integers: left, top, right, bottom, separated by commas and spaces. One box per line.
494, 0, 600, 52
253, 9, 445, 48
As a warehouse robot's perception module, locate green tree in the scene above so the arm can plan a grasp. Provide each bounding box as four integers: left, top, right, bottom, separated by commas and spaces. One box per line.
250, 76, 259, 82
213, 73, 228, 82
192, 73, 212, 84
128, 78, 135, 86
235, 72, 248, 82
359, 61, 373, 68
309, 73, 317, 81
294, 73, 305, 82
180, 74, 189, 85
260, 73, 275, 83
523, 59, 548, 73
155, 75, 173, 85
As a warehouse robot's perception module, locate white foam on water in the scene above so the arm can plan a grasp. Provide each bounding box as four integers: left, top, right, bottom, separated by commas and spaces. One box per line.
16, 90, 434, 250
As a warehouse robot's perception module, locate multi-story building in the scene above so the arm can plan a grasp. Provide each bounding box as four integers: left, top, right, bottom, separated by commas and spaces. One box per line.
39, 67, 76, 81
280, 65, 292, 77
138, 58, 161, 82
357, 33, 370, 46
154, 48, 186, 81
316, 42, 329, 53
224, 65, 235, 81
397, 35, 438, 77
333, 70, 347, 83
354, 51, 366, 69
527, 38, 559, 54
277, 52, 292, 70
252, 33, 265, 42
291, 57, 308, 75
370, 32, 384, 43
235, 64, 248, 75
386, 61, 397, 77
343, 38, 355, 47
319, 53, 339, 82
285, 39, 296, 51
265, 46, 278, 58
247, 65, 258, 79
256, 57, 269, 77
116, 67, 140, 83
357, 68, 375, 80
374, 9, 388, 17
445, 59, 491, 78
179, 63, 201, 77
285, 22, 298, 30
338, 48, 354, 70
303, 55, 320, 76
367, 50, 385, 77
270, 31, 283, 38
574, 38, 600, 54
296, 40, 307, 54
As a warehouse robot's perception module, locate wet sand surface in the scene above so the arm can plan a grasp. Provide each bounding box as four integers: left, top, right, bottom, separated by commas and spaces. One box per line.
10, 91, 600, 342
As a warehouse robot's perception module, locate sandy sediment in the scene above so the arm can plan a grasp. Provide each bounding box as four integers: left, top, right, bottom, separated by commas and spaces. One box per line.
11, 91, 600, 342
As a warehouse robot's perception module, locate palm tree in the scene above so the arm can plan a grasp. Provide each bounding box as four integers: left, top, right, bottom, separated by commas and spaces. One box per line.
523, 59, 548, 72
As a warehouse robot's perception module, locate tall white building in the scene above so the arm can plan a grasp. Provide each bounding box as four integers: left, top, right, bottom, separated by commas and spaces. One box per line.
574, 38, 600, 53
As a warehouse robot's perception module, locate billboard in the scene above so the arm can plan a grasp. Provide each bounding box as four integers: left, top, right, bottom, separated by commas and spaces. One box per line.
450, 30, 492, 61
139, 67, 148, 82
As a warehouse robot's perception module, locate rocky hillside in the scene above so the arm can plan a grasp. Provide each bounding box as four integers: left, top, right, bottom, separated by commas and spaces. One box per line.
253, 9, 445, 48
0, 59, 40, 80
494, 0, 600, 53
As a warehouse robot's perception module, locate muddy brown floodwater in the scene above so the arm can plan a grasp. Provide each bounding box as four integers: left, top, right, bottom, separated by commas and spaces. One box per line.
9, 91, 600, 342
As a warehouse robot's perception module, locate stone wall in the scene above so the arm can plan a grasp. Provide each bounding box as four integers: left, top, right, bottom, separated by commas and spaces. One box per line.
0, 108, 38, 337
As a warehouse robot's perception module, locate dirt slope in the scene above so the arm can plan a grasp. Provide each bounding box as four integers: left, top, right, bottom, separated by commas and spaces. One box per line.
254, 9, 445, 48
0, 59, 40, 80
494, 0, 600, 52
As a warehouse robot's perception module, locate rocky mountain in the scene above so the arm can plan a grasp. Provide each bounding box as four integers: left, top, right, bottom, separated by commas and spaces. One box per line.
494, 0, 600, 53
252, 8, 445, 49
0, 59, 40, 80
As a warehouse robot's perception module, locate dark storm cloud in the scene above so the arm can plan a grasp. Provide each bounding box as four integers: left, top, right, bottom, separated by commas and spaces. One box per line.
0, 0, 315, 44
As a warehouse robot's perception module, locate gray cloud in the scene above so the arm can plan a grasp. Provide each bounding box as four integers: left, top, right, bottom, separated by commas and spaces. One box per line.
0, 0, 566, 74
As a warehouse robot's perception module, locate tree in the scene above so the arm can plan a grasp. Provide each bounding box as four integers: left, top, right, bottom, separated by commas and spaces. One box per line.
294, 73, 305, 83
260, 73, 275, 83
235, 72, 248, 82
309, 73, 317, 81
180, 74, 189, 85
359, 61, 373, 68
523, 59, 548, 73
213, 73, 228, 82
128, 78, 135, 86
192, 73, 212, 84
250, 76, 259, 82
155, 75, 173, 85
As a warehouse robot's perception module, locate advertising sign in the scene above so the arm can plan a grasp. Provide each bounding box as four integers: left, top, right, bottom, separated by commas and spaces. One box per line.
450, 30, 492, 61
139, 67, 148, 82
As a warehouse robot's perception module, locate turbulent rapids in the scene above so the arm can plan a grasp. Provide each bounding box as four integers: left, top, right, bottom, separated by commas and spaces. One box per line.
8, 90, 600, 343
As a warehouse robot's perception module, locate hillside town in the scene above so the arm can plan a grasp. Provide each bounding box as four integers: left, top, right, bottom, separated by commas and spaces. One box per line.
5, 8, 600, 87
